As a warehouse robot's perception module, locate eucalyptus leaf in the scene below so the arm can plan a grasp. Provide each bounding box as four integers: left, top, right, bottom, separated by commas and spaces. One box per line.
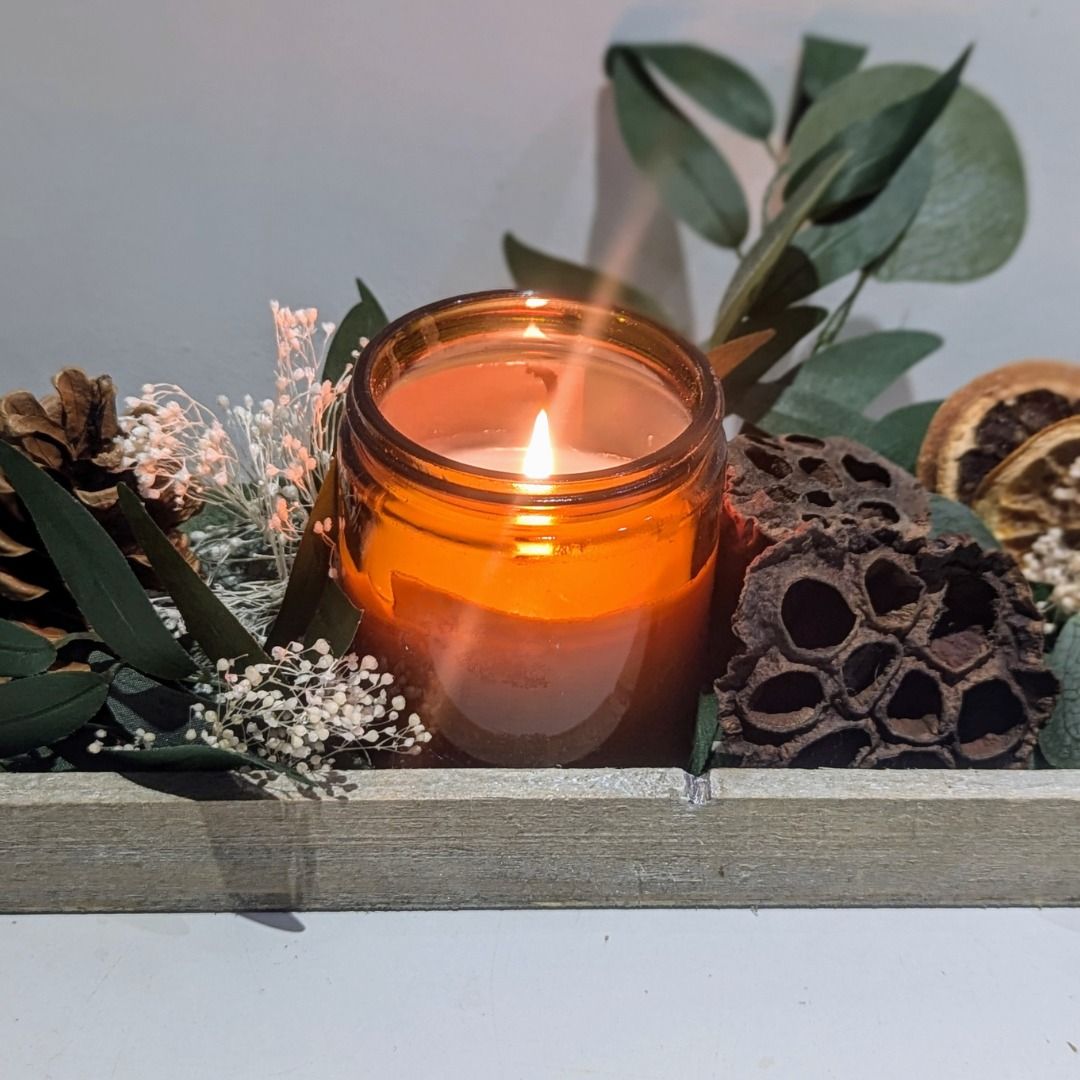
928, 493, 1000, 549
780, 330, 941, 413
0, 443, 194, 681
799, 35, 868, 102
755, 141, 932, 310
787, 35, 867, 139
865, 400, 942, 474
721, 306, 828, 422
105, 663, 201, 738
759, 388, 874, 443
503, 233, 670, 324
303, 580, 361, 657
0, 618, 56, 677
688, 692, 719, 776
0, 672, 109, 758
608, 48, 748, 248
266, 461, 340, 650
119, 485, 268, 669
322, 278, 389, 384
789, 62, 1025, 281
613, 43, 773, 140
713, 151, 849, 342
876, 81, 1026, 281
786, 47, 970, 218
1040, 616, 1080, 768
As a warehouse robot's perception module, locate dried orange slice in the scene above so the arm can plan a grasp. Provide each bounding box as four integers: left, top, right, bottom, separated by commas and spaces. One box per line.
972, 415, 1080, 560
917, 360, 1080, 504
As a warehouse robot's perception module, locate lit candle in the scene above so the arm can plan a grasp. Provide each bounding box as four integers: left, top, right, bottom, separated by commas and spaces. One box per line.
338, 291, 725, 767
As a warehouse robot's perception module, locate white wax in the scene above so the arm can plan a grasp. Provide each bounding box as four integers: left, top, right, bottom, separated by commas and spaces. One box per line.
430, 442, 631, 476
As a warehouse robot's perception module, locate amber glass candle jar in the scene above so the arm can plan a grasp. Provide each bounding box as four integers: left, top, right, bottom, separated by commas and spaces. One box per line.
337, 291, 724, 767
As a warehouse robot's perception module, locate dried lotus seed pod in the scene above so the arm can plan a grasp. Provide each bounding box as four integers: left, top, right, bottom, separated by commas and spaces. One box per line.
917, 359, 1080, 504
713, 526, 1057, 769
712, 433, 930, 672
724, 432, 930, 553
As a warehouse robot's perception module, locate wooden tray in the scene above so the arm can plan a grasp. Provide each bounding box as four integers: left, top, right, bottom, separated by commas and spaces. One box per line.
2, 768, 1079, 912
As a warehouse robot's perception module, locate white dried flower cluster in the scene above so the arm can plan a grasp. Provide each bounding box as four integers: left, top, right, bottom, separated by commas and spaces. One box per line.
87, 726, 158, 754
1023, 527, 1080, 619
1018, 456, 1080, 623
191, 639, 430, 776
152, 578, 288, 645
117, 303, 349, 580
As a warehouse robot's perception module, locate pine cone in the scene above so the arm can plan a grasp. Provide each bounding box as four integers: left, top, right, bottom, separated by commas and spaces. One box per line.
714, 527, 1058, 769
0, 369, 200, 633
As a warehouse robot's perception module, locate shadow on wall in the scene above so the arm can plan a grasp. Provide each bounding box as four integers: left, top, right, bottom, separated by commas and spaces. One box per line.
585, 86, 693, 334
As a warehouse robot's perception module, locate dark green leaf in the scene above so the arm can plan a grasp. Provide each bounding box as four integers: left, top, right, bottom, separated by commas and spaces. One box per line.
876, 81, 1026, 281
865, 400, 942, 474
789, 62, 1024, 281
928, 493, 1000, 549
1040, 616, 1080, 767
755, 329, 939, 436
781, 330, 942, 413
104, 662, 202, 740
266, 461, 340, 650
1032, 581, 1054, 608
786, 35, 867, 140
688, 692, 719, 775
759, 388, 874, 443
755, 142, 932, 310
713, 151, 849, 342
0, 443, 194, 681
0, 618, 56, 677
720, 307, 828, 422
614, 44, 773, 140
0, 672, 109, 758
503, 233, 670, 324
608, 48, 748, 248
322, 278, 389, 384
118, 486, 268, 669
0, 749, 74, 773
785, 47, 970, 218
799, 35, 868, 102
303, 580, 361, 658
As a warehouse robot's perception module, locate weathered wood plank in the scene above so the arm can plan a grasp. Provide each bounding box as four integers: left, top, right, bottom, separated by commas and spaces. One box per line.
1, 769, 1078, 911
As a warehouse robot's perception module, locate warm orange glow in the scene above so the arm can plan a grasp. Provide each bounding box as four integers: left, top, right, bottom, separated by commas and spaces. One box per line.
522, 409, 554, 479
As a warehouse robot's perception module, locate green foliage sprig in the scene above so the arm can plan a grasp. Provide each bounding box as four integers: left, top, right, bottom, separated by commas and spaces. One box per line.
504, 34, 1026, 469
0, 281, 399, 779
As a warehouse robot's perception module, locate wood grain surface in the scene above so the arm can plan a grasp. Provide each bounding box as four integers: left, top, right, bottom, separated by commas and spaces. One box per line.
2, 769, 1078, 911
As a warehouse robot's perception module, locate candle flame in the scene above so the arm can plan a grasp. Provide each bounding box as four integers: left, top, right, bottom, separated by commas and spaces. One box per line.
522, 409, 554, 479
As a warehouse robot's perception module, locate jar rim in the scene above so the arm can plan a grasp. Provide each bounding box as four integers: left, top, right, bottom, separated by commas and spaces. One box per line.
343, 289, 723, 506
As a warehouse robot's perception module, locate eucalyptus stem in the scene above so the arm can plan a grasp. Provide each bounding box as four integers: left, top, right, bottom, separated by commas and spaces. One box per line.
814, 270, 870, 352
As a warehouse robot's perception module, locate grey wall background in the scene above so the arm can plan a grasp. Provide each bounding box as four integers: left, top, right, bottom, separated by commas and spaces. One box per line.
2, 0, 1077, 407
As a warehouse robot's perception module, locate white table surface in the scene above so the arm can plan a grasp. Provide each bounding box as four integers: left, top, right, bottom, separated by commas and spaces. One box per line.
3, 908, 1078, 1079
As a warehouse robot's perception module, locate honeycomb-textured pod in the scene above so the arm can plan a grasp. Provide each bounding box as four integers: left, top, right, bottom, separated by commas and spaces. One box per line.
714, 526, 1057, 769
712, 433, 932, 672
723, 432, 930, 554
